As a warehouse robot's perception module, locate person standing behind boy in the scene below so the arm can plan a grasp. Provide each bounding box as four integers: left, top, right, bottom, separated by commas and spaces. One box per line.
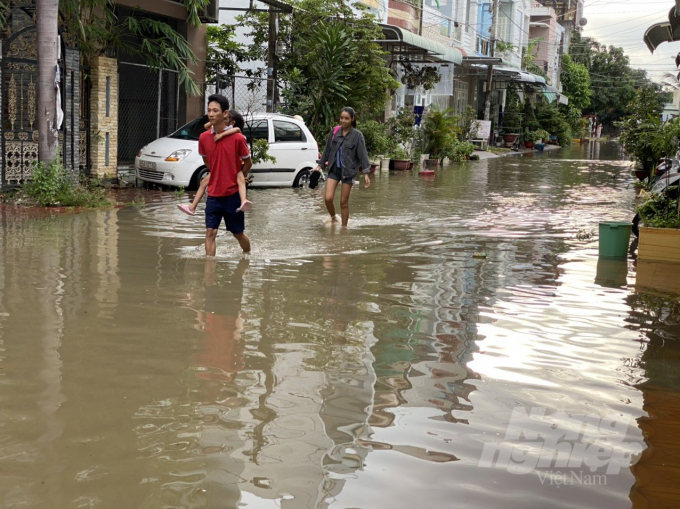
199, 95, 252, 256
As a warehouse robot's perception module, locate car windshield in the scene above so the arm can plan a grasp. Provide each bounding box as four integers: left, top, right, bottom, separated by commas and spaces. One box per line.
168, 116, 208, 141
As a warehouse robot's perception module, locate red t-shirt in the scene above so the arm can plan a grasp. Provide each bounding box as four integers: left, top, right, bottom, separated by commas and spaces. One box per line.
198, 129, 250, 197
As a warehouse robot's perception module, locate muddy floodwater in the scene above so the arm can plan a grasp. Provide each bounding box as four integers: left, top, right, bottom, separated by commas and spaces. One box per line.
2, 142, 680, 508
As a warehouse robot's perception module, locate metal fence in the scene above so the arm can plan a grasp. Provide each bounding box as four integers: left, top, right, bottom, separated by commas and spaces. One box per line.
204, 75, 277, 113
118, 63, 179, 164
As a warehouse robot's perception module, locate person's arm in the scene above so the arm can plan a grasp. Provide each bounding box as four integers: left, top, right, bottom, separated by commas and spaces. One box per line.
356, 132, 371, 174
238, 135, 253, 176
215, 126, 242, 142
356, 132, 371, 188
315, 129, 334, 171
241, 156, 252, 176
204, 122, 211, 131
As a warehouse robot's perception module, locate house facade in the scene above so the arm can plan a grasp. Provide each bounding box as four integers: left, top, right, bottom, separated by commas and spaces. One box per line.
0, 0, 212, 187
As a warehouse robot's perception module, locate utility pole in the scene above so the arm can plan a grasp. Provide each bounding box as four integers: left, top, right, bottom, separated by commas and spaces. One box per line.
484, 0, 499, 122
266, 8, 278, 113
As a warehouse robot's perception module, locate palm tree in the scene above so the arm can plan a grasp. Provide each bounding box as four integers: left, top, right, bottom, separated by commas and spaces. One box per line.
36, 0, 60, 162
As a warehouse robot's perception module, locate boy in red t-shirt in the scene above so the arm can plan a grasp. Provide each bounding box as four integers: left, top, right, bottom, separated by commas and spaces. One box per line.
178, 111, 252, 215
197, 95, 252, 256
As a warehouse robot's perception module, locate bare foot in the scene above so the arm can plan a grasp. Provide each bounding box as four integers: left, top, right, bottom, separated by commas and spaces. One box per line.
329, 214, 340, 223
236, 200, 253, 213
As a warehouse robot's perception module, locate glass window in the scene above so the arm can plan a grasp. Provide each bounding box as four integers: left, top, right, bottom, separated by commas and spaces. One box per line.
273, 120, 306, 143
244, 120, 269, 143
168, 115, 208, 141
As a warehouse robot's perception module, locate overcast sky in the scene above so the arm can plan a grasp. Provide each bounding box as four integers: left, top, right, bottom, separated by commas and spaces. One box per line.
583, 0, 679, 84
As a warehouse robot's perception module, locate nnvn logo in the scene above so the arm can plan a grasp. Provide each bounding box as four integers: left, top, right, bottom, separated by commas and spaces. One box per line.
478, 407, 643, 476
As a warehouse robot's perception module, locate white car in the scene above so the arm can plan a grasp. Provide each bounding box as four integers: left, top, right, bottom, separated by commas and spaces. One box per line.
135, 113, 320, 189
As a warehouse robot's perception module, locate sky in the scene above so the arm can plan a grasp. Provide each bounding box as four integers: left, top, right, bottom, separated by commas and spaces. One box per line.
582, 0, 679, 85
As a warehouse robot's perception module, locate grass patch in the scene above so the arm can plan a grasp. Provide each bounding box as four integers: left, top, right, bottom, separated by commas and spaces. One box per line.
22, 159, 111, 208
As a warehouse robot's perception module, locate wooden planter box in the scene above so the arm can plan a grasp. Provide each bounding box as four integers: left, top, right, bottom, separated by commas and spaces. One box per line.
637, 260, 680, 293
639, 227, 680, 263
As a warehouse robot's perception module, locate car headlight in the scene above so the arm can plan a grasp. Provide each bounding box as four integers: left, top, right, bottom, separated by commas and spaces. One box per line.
165, 149, 192, 162
137, 145, 147, 158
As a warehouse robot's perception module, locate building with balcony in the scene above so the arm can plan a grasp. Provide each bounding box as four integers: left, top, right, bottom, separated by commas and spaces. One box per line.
529, 1, 565, 87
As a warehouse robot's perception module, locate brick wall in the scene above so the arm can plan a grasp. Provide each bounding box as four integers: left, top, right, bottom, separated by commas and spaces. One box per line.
90, 56, 118, 178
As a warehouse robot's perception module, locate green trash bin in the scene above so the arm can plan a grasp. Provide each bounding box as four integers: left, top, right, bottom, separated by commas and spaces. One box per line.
599, 222, 633, 258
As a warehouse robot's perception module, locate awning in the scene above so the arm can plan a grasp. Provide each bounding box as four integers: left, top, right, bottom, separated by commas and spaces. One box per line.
376, 24, 463, 65
542, 85, 568, 105
644, 6, 680, 52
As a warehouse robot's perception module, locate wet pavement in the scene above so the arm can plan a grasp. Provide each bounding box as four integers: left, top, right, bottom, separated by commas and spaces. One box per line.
1, 141, 680, 508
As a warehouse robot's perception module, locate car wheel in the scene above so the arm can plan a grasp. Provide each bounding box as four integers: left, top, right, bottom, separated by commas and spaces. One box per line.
293, 168, 311, 188
190, 167, 210, 191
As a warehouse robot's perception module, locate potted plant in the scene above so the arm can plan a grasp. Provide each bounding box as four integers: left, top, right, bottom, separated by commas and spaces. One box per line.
389, 146, 411, 170
636, 190, 680, 262
423, 107, 460, 166
521, 129, 538, 149
502, 86, 522, 145
358, 119, 389, 173
536, 129, 550, 143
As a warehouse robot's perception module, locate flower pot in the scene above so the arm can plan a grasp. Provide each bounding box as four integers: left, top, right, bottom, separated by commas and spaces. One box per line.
534, 143, 545, 152
368, 163, 378, 174
639, 227, 680, 263
503, 133, 519, 144
634, 169, 651, 181
391, 159, 411, 171
524, 141, 535, 149
424, 158, 439, 167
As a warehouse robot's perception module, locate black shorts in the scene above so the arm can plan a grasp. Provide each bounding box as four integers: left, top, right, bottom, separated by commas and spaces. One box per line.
326, 165, 354, 185
205, 193, 245, 234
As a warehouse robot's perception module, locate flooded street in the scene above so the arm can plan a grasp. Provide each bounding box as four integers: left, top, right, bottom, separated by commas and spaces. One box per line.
2, 142, 679, 508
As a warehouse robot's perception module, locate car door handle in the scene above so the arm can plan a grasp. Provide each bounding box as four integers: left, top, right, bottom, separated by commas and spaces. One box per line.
301, 147, 308, 150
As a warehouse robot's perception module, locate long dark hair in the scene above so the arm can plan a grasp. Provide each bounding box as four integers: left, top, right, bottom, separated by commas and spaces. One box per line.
341, 107, 357, 128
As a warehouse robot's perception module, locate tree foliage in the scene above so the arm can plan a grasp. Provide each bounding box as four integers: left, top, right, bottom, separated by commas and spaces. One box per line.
229, 0, 398, 140
206, 25, 249, 82
568, 33, 660, 127
617, 87, 665, 171
55, 0, 209, 94
561, 54, 591, 111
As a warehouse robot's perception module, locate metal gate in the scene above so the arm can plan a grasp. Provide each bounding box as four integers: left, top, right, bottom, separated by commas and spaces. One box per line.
1, 4, 39, 186
1, 1, 89, 187
117, 62, 179, 165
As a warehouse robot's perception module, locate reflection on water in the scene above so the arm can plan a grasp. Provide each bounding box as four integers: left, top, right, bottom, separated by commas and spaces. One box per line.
1, 142, 679, 508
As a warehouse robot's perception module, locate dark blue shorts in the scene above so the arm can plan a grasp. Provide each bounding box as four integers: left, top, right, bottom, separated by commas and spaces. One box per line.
205, 193, 245, 234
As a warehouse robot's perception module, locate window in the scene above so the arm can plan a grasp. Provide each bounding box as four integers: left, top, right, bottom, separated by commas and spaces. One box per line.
273, 120, 306, 142
169, 116, 209, 141
244, 120, 269, 143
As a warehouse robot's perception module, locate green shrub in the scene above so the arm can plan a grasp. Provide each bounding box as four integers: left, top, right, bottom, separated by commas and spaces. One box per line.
536, 101, 572, 147
251, 138, 276, 165
358, 119, 390, 159
23, 160, 66, 206
23, 159, 110, 208
637, 191, 680, 229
